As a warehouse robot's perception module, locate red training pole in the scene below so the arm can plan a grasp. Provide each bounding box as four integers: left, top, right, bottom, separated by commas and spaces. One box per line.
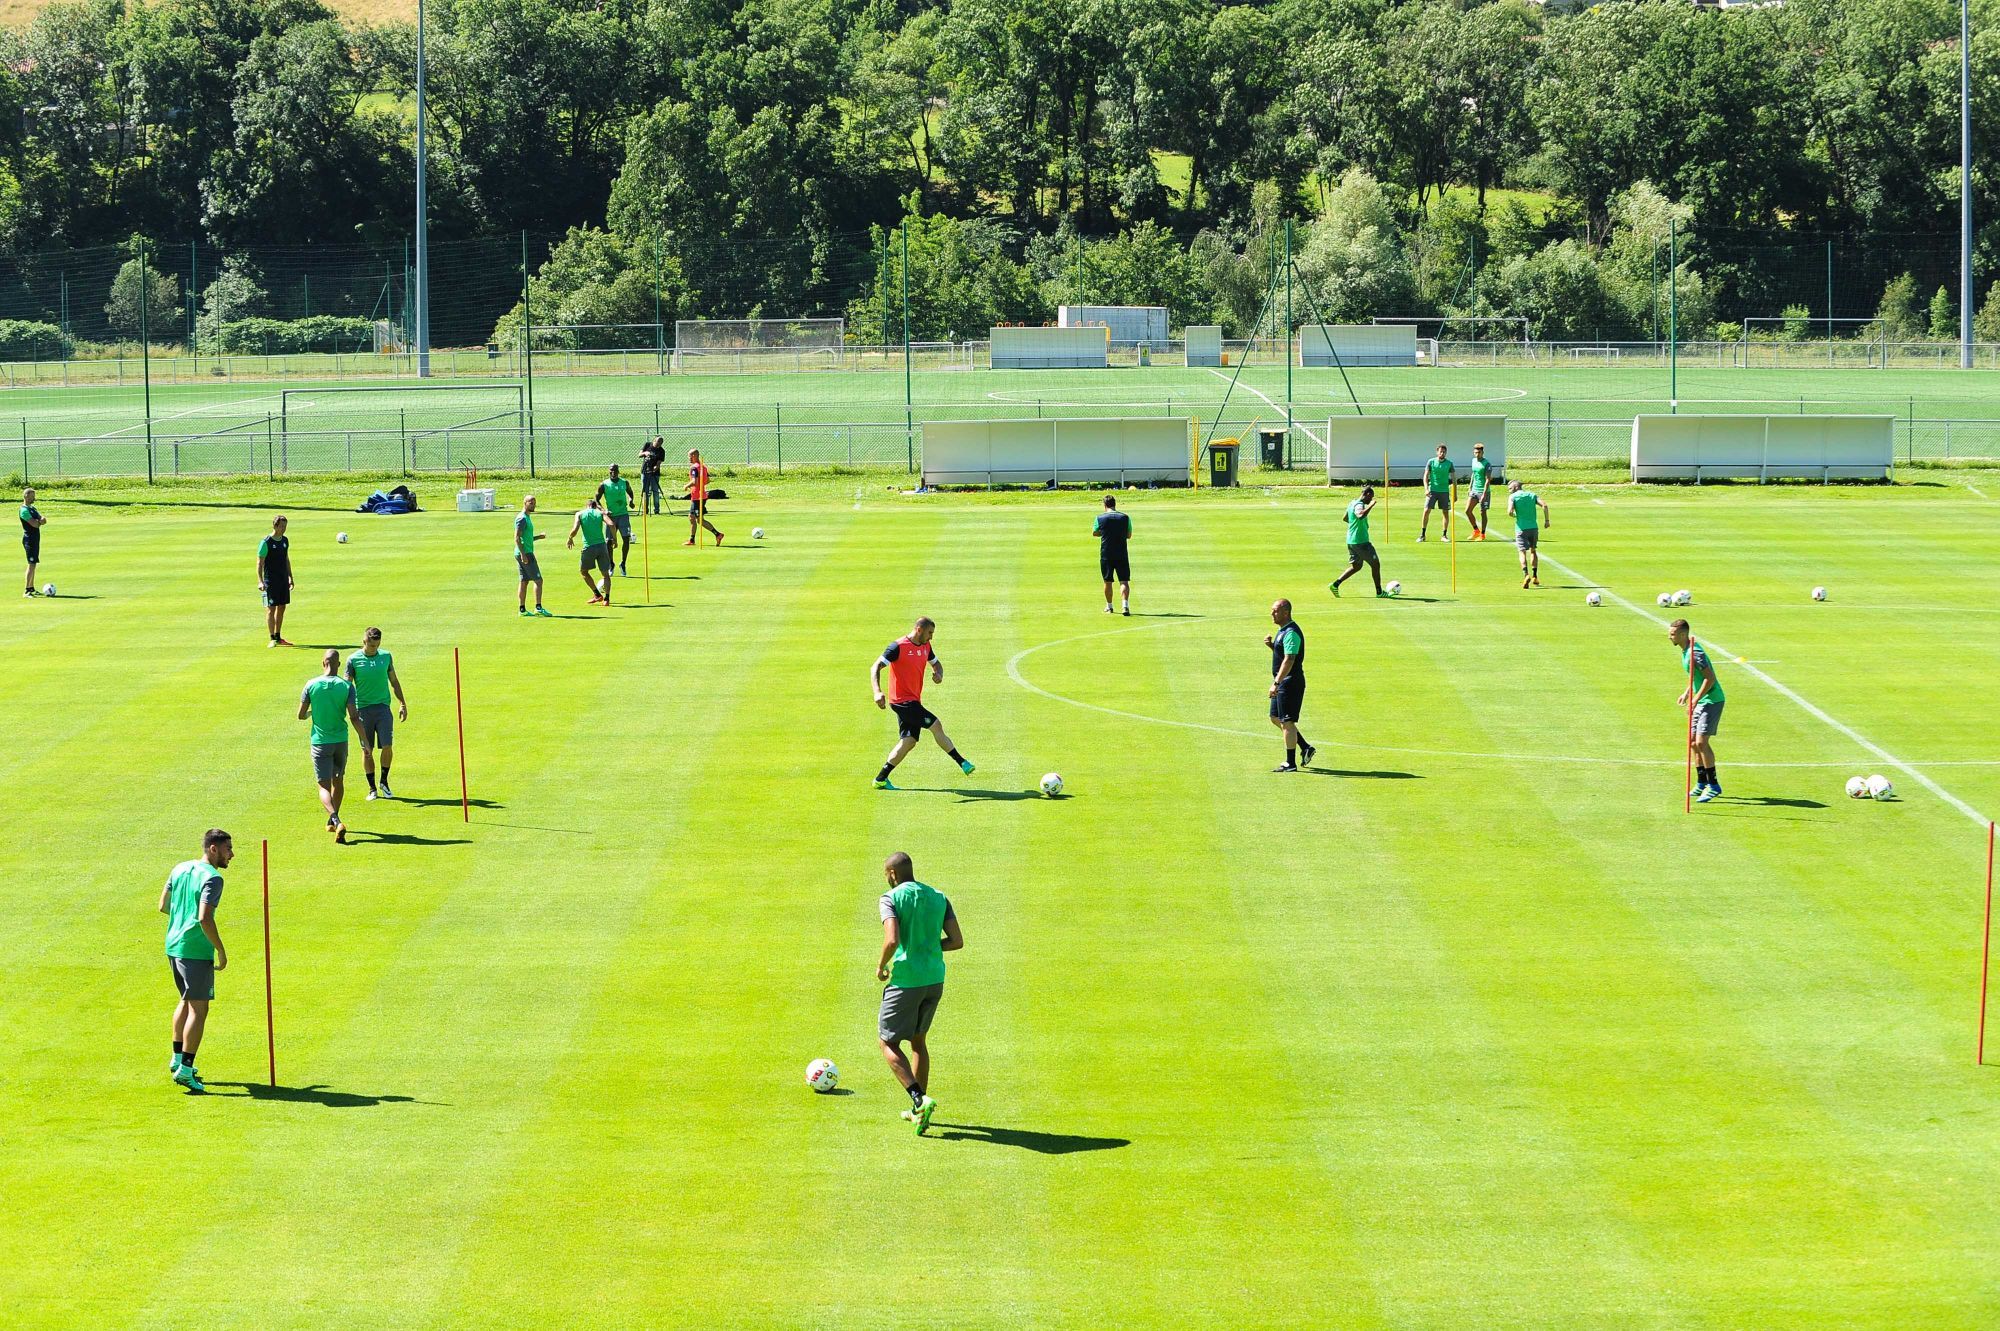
1684, 655, 1697, 814
262, 839, 275, 1088
454, 646, 470, 823
1979, 821, 1995, 1065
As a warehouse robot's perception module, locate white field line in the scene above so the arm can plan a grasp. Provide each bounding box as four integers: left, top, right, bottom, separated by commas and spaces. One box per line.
75, 392, 285, 446
1540, 552, 1993, 827
1207, 369, 1330, 456
1003, 619, 2000, 773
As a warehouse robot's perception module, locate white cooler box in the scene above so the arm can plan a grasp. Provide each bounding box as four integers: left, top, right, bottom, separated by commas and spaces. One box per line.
457, 488, 496, 512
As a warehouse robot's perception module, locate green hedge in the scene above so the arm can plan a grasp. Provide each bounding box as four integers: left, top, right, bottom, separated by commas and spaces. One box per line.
0, 321, 74, 360
207, 316, 374, 355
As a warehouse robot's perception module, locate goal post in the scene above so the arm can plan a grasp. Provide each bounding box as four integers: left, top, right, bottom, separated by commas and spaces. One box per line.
278, 383, 526, 471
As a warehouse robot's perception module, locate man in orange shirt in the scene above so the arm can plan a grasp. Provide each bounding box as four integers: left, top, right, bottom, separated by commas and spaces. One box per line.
870, 616, 975, 790
684, 448, 724, 546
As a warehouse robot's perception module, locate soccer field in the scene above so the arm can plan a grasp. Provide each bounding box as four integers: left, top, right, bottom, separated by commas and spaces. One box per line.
7, 357, 2000, 479
7, 476, 2000, 1327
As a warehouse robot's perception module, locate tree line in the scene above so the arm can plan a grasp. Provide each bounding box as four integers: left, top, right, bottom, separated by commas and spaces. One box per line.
0, 0, 1994, 348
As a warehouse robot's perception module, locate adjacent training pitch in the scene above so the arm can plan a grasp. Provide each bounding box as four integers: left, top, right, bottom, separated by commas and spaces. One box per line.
6, 475, 2000, 1327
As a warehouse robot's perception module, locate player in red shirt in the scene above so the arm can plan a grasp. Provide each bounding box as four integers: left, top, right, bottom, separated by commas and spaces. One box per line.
683, 448, 724, 546
870, 616, 975, 789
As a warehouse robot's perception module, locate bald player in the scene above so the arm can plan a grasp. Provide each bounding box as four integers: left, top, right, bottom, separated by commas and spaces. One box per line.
870, 616, 975, 789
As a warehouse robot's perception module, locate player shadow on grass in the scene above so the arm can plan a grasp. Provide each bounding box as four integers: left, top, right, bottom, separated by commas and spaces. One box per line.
63, 497, 359, 512
1721, 795, 1828, 809
929, 1123, 1129, 1154
210, 1082, 432, 1108
1301, 767, 1419, 780
344, 830, 474, 847
905, 786, 1051, 803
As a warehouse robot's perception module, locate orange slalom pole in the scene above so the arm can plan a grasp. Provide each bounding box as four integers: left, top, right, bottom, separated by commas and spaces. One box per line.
453, 646, 470, 823
262, 839, 275, 1088
1684, 655, 1697, 814
1979, 821, 1995, 1065
1449, 480, 1458, 593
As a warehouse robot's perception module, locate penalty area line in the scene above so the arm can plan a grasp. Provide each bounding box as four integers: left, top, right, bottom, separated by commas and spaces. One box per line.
1541, 551, 1993, 828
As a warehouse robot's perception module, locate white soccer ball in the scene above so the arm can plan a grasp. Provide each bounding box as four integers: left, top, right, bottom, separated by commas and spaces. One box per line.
40, 583, 54, 597
752, 527, 765, 540
1657, 593, 1672, 607
1865, 774, 1893, 800
337, 532, 349, 544
1386, 580, 1401, 596
1673, 590, 1693, 607
1039, 772, 1064, 797
1585, 591, 1602, 607
1812, 586, 1827, 602
805, 1058, 840, 1093
1846, 776, 1869, 799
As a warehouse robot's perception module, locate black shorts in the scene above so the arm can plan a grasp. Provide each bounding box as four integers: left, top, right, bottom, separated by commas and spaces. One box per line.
263, 586, 290, 607
1346, 541, 1377, 566
688, 497, 708, 518
1270, 678, 1305, 723
891, 700, 938, 740
1100, 550, 1130, 582
22, 535, 39, 563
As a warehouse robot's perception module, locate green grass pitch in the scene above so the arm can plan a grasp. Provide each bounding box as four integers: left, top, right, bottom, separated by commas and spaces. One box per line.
5, 472, 2000, 1327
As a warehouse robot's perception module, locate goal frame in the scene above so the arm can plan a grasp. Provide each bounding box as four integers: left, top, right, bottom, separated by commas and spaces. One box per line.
279, 382, 526, 457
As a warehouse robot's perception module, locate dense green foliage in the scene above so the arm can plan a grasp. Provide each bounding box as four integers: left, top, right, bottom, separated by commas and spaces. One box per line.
0, 0, 1994, 342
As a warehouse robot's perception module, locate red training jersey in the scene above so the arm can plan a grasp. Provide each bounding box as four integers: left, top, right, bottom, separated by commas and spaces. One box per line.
882, 636, 934, 704
689, 461, 710, 501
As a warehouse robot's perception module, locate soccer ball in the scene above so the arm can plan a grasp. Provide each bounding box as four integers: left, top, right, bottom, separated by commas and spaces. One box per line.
1812, 586, 1827, 602
1039, 772, 1064, 797
1673, 590, 1693, 607
1657, 593, 1672, 607
1386, 580, 1401, 596
40, 583, 54, 597
805, 1058, 839, 1093
1585, 591, 1602, 607
752, 527, 765, 540
1865, 774, 1893, 800
337, 532, 349, 544
1846, 776, 1869, 799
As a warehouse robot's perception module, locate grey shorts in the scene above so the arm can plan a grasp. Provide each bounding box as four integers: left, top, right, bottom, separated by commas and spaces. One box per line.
170, 956, 215, 1002
608, 513, 633, 544
1425, 491, 1450, 511
878, 983, 943, 1044
1693, 700, 1724, 737
518, 552, 542, 582
1346, 541, 1377, 566
581, 542, 612, 576
1471, 489, 1490, 510
1516, 528, 1539, 551
356, 703, 394, 750
312, 742, 349, 782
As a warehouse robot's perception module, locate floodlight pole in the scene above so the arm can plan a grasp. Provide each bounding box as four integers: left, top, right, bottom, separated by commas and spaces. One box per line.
902, 221, 912, 472
414, 0, 431, 377
1961, 0, 1974, 369
1668, 220, 1679, 411
1284, 220, 1294, 448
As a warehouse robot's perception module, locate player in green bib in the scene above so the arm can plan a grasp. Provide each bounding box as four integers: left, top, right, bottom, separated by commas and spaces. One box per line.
20, 486, 46, 597
160, 828, 234, 1093
1670, 618, 1727, 802
876, 851, 962, 1135
299, 648, 362, 842
1463, 442, 1493, 540
1330, 486, 1386, 597
567, 496, 615, 605
596, 464, 636, 576
346, 626, 408, 800
1418, 445, 1454, 542
1506, 479, 1550, 589
515, 494, 549, 616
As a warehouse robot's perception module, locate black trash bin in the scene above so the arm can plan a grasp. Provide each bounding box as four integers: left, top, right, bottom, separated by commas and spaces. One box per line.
1258, 426, 1288, 470
1209, 439, 1240, 487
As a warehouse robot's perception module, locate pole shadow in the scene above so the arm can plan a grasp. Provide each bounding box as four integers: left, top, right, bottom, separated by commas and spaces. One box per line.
209, 1081, 433, 1108
399, 796, 503, 810
928, 1122, 1130, 1154
473, 820, 591, 835
34, 593, 101, 599
345, 831, 474, 847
